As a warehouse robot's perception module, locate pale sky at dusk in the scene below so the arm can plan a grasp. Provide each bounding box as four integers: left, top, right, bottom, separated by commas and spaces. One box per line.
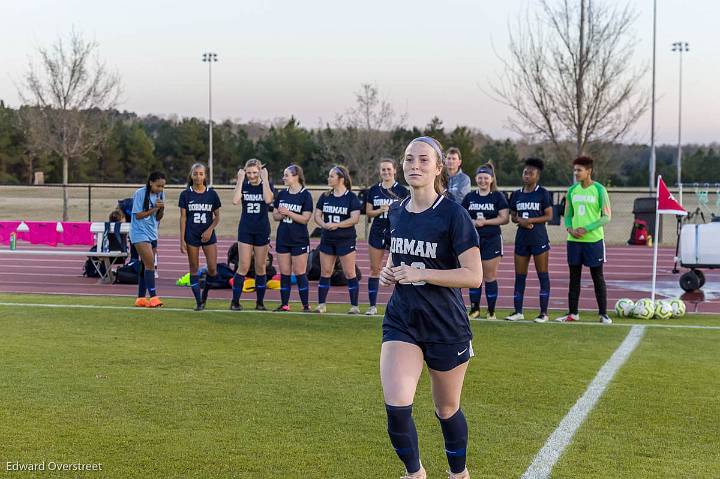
2, 0, 718, 144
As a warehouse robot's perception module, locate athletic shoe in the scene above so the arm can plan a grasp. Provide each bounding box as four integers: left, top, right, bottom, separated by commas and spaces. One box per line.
194, 302, 205, 312
348, 306, 361, 315
134, 297, 149, 308
302, 305, 311, 313
401, 465, 427, 479
314, 303, 327, 313
534, 314, 549, 323
274, 305, 289, 312
486, 313, 497, 320
255, 304, 267, 311
147, 297, 163, 308
447, 468, 470, 479
555, 313, 580, 322
230, 302, 242, 311
599, 314, 613, 324
505, 312, 524, 321
365, 306, 378, 316
154, 270, 159, 279
468, 307, 481, 319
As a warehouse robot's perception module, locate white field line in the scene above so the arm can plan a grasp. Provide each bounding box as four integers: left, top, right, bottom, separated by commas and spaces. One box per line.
0, 302, 719, 329
521, 325, 646, 479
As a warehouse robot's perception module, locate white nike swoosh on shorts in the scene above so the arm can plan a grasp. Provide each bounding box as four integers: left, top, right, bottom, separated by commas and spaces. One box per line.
457, 348, 468, 356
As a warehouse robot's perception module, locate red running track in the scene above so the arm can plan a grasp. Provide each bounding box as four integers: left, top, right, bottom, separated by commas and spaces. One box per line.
1, 238, 719, 314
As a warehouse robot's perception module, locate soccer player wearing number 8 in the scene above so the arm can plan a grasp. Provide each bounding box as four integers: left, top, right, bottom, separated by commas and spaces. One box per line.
272, 164, 314, 312
380, 137, 481, 479
555, 156, 613, 324
230, 159, 274, 311
461, 163, 509, 320
178, 163, 222, 311
313, 166, 362, 314
365, 159, 409, 316
507, 158, 554, 323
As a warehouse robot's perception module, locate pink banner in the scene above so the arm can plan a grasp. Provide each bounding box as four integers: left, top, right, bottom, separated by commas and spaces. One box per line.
0, 221, 94, 246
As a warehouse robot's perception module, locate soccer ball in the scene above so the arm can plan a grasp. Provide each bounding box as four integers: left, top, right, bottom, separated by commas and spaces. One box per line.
632, 298, 654, 320
615, 298, 635, 317
654, 300, 673, 320
668, 298, 687, 318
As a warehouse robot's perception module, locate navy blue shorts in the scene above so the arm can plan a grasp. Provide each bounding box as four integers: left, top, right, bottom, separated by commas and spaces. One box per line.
132, 239, 157, 249
276, 244, 310, 256
479, 235, 503, 260
185, 231, 217, 248
567, 240, 605, 267
382, 326, 473, 372
514, 242, 550, 257
318, 239, 356, 256
368, 227, 388, 250
237, 229, 271, 247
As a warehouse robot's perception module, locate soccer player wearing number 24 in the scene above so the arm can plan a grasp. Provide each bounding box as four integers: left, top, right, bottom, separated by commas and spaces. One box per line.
380, 137, 481, 479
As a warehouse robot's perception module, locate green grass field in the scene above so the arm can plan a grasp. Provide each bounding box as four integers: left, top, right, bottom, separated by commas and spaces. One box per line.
0, 293, 718, 478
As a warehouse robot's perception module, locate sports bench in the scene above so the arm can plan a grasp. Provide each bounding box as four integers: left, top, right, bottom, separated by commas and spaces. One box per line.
0, 222, 129, 283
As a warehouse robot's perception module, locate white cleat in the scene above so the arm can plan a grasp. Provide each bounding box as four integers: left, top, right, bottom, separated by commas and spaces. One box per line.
533, 314, 549, 323
447, 468, 470, 479
365, 306, 378, 315
555, 313, 580, 322
314, 303, 327, 313
505, 312, 524, 321
401, 465, 427, 479
347, 306, 361, 315
599, 314, 613, 324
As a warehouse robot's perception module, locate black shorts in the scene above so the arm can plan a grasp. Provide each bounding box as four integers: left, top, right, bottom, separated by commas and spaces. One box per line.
514, 242, 550, 257
237, 230, 271, 247
318, 238, 356, 256
479, 235, 503, 260
567, 240, 605, 267
276, 244, 310, 256
382, 326, 473, 372
368, 227, 388, 250
185, 231, 217, 248
132, 239, 158, 249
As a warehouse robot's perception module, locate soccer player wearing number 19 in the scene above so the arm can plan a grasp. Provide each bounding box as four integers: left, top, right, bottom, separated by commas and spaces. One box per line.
313, 166, 362, 314
381, 137, 481, 479
179, 163, 222, 311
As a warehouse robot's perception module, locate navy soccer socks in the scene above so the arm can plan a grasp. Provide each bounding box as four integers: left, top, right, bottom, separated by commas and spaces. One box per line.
485, 280, 498, 314
280, 274, 292, 306
386, 404, 421, 474
190, 274, 202, 306
144, 269, 157, 297
318, 276, 331, 304
368, 277, 380, 307
347, 277, 359, 306
296, 274, 309, 307
255, 274, 267, 306
437, 409, 468, 474
513, 273, 527, 313
469, 287, 481, 309
538, 272, 550, 314
232, 273, 244, 304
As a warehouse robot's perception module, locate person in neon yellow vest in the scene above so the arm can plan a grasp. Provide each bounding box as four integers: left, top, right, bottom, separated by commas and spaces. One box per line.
556, 156, 613, 324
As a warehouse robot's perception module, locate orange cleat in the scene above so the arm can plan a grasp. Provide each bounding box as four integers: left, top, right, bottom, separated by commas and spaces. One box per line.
147, 296, 164, 308
135, 297, 150, 308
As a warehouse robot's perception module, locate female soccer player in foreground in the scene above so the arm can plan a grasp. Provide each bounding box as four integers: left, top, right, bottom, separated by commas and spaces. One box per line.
179, 163, 222, 311
556, 156, 613, 324
313, 165, 362, 314
230, 159, 274, 311
461, 163, 509, 319
272, 164, 314, 312
506, 158, 554, 323
380, 137, 482, 479
130, 171, 166, 308
365, 159, 409, 315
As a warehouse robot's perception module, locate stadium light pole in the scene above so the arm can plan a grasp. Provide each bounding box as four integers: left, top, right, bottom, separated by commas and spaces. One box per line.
649, 0, 657, 192
672, 41, 689, 205
202, 52, 218, 186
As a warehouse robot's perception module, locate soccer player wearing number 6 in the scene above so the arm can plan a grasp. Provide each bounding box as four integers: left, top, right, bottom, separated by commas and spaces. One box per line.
179, 163, 222, 311
507, 158, 554, 323
313, 166, 362, 314
230, 159, 274, 311
272, 164, 314, 312
381, 137, 481, 479
365, 159, 410, 316
461, 163, 509, 319
556, 156, 613, 324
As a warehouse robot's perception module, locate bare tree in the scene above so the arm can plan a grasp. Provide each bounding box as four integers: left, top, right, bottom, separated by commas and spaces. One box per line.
494, 0, 647, 161
323, 84, 405, 187
19, 30, 121, 220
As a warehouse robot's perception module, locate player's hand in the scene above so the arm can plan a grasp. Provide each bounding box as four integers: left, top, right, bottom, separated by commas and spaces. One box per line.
278, 206, 290, 216
326, 223, 338, 231
475, 218, 486, 227
237, 168, 246, 182
567, 227, 581, 238
180, 240, 187, 254
575, 227, 587, 237
155, 199, 164, 210
380, 265, 396, 286
392, 264, 424, 285
380, 204, 390, 213
260, 167, 269, 182
201, 230, 213, 243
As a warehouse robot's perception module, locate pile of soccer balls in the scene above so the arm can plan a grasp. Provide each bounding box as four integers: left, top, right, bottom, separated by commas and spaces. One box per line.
614, 298, 686, 320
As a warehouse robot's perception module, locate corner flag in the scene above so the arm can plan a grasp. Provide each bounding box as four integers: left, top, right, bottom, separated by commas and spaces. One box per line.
657, 177, 687, 216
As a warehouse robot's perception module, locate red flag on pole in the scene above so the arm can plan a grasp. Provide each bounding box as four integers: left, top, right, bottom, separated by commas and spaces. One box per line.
657, 176, 687, 216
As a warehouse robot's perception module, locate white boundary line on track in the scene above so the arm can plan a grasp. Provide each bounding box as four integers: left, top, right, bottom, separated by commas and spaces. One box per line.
0, 302, 719, 330
521, 325, 647, 479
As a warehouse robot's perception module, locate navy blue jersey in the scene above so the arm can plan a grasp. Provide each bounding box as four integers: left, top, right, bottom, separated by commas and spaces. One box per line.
274, 188, 314, 247
384, 195, 480, 344
461, 190, 509, 238
316, 191, 362, 241
178, 187, 222, 237
238, 180, 273, 230
367, 182, 410, 232
509, 185, 553, 246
